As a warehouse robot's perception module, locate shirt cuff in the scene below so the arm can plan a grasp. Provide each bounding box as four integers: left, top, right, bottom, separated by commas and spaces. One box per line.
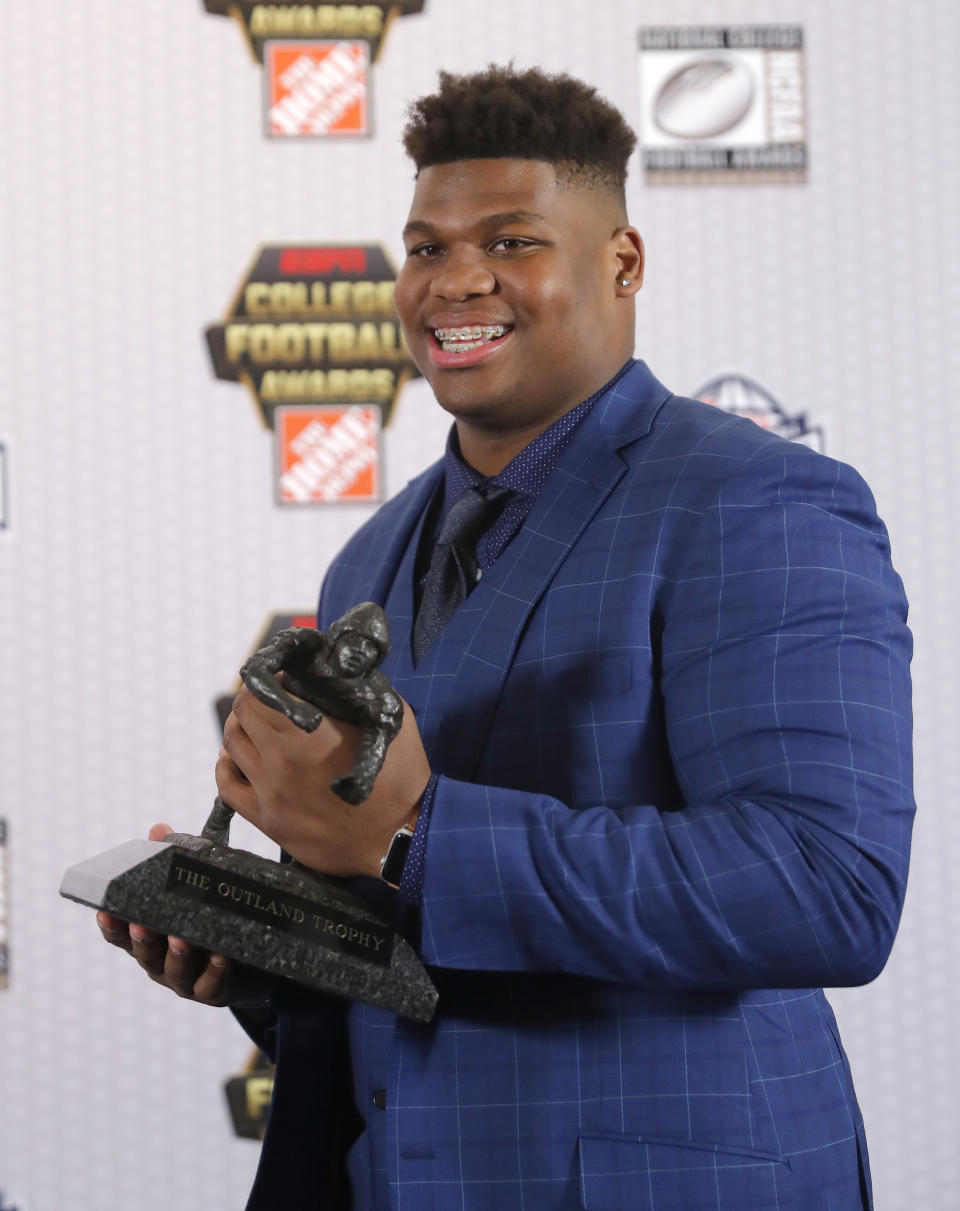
396, 773, 439, 906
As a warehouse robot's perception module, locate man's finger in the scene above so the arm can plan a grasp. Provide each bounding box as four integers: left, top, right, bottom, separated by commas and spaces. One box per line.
233, 686, 298, 736
222, 713, 263, 781
129, 922, 169, 977
192, 953, 232, 1005
97, 911, 133, 954
215, 750, 260, 822
163, 937, 207, 998
218, 745, 251, 785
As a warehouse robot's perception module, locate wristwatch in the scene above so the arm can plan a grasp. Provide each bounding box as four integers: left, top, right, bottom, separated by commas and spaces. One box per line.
379, 811, 418, 889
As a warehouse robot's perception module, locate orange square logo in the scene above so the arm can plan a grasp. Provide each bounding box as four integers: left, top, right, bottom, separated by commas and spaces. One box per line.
276, 405, 381, 504
265, 41, 370, 137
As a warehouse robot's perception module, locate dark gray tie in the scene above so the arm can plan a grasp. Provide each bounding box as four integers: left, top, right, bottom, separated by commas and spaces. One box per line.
413, 485, 511, 662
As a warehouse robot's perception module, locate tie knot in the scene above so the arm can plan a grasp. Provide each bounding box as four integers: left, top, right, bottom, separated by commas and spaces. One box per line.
412, 483, 513, 663
436, 484, 511, 547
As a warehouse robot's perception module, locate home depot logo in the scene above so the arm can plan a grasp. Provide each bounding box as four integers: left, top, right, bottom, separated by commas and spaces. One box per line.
203, 2, 425, 137
277, 404, 380, 503
266, 41, 369, 136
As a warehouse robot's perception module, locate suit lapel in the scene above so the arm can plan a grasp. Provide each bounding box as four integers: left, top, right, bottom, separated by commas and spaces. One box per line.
360, 463, 442, 613
413, 361, 672, 781
323, 461, 442, 693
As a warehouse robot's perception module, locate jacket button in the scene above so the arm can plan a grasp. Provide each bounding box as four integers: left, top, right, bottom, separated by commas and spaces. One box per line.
372, 1088, 387, 1110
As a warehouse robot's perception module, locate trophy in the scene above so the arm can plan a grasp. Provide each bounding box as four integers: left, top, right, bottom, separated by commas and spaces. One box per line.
60, 603, 438, 1023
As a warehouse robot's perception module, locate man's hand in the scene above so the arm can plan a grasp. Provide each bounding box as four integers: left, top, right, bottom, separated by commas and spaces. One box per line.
96, 822, 274, 1007
217, 687, 431, 879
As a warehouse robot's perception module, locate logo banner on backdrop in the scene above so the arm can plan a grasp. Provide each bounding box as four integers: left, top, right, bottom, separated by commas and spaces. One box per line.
206, 245, 417, 504
1, 818, 9, 990
638, 25, 807, 184
224, 1047, 275, 1140
695, 371, 824, 451
264, 40, 370, 137
276, 403, 381, 504
202, 2, 426, 137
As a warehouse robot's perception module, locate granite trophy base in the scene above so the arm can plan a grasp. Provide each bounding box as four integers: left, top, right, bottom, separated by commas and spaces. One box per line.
60, 835, 438, 1023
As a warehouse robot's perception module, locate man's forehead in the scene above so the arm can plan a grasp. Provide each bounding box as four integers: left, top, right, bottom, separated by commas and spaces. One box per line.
402, 207, 553, 241
403, 158, 593, 234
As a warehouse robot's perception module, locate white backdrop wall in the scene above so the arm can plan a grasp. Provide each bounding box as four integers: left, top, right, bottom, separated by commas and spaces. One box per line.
1, 2, 957, 1208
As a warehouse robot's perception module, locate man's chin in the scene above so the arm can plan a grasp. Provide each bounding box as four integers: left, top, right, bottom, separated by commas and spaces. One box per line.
435, 392, 511, 428
429, 379, 497, 420
424, 361, 518, 413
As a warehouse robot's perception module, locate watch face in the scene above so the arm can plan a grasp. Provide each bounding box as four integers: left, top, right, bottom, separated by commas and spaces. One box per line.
381, 827, 413, 888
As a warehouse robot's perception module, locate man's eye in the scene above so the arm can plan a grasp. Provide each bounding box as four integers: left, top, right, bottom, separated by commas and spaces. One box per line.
490, 237, 535, 252
407, 243, 443, 259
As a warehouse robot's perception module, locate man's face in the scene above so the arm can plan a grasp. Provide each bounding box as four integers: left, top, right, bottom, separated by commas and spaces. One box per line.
394, 158, 640, 442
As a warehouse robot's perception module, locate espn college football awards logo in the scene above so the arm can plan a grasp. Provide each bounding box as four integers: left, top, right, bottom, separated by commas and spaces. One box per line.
203, 1, 425, 138
638, 25, 807, 184
696, 372, 824, 451
206, 245, 417, 505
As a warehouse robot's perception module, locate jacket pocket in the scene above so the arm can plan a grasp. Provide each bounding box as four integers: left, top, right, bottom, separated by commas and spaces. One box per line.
578, 1132, 794, 1211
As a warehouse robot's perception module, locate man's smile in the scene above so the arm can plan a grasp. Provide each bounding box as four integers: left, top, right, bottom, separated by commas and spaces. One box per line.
426, 324, 515, 368
433, 324, 511, 351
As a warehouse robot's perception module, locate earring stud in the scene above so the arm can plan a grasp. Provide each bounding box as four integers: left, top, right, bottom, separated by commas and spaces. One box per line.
619, 278, 630, 287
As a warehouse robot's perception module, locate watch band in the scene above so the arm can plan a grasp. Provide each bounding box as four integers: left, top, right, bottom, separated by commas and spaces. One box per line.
379, 809, 419, 889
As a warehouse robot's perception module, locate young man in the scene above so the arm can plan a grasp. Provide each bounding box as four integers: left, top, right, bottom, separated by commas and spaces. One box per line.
101, 67, 914, 1210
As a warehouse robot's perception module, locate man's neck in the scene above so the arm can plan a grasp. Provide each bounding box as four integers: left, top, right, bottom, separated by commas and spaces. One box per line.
453, 358, 633, 475
454, 421, 555, 477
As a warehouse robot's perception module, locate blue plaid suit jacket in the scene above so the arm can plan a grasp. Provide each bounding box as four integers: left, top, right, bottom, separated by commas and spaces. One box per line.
247, 361, 913, 1211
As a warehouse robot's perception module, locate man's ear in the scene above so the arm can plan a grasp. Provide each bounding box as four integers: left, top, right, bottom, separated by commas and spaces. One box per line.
613, 227, 644, 292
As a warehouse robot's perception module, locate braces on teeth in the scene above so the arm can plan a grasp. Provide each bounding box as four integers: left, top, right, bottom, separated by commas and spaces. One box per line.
434, 325, 507, 342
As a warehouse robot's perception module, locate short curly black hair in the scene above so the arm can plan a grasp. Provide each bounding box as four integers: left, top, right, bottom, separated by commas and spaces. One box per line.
402, 65, 637, 201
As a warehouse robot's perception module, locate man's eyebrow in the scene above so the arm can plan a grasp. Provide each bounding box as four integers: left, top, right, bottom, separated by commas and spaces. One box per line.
402, 219, 434, 240
481, 209, 551, 228
402, 210, 551, 241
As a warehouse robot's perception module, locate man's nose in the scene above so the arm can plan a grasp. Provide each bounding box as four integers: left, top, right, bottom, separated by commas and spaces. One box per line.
431, 250, 496, 300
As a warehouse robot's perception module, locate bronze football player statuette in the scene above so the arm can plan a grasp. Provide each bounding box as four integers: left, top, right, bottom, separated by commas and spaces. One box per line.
242, 602, 402, 801
203, 602, 402, 846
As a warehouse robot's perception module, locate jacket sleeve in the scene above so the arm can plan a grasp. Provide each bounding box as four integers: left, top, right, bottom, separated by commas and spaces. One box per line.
416, 447, 915, 991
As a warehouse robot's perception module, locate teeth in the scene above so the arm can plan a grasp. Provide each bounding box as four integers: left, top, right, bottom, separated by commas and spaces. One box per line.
434, 325, 507, 342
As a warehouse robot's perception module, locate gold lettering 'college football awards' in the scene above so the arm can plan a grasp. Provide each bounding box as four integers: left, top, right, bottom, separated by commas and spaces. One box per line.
206, 245, 418, 505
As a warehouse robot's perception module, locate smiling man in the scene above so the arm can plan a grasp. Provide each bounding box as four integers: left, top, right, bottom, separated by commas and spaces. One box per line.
393, 153, 642, 470
100, 67, 913, 1211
